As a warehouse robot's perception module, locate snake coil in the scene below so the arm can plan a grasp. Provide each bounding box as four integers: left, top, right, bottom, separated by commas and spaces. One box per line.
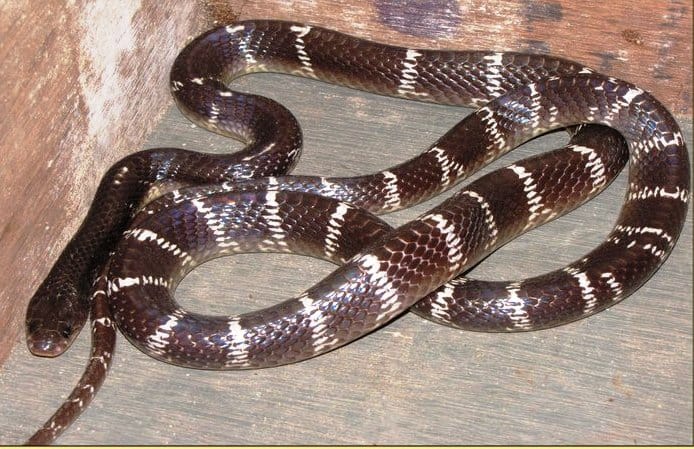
24, 21, 689, 444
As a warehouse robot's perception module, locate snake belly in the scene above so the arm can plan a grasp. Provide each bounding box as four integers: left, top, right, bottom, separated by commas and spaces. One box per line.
24, 20, 689, 443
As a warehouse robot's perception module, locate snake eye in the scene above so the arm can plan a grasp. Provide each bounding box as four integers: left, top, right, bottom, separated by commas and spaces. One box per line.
59, 324, 73, 340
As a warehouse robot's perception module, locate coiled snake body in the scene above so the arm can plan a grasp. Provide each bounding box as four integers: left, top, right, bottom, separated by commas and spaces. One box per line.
24, 20, 689, 444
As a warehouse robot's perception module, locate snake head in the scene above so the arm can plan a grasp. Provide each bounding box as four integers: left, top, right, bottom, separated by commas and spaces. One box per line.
25, 318, 75, 357
25, 278, 88, 357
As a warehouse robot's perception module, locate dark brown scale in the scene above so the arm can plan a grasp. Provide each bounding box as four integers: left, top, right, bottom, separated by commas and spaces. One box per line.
25, 20, 689, 444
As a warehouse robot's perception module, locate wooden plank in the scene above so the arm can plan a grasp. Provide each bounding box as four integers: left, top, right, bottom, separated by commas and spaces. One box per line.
0, 72, 691, 445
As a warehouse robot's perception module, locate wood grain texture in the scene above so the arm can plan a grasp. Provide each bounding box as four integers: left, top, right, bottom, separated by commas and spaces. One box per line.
0, 72, 691, 445
0, 1, 207, 366
1, 0, 691, 445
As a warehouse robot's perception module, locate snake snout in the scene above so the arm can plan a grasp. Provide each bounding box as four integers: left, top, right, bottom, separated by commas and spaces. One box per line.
26, 323, 72, 357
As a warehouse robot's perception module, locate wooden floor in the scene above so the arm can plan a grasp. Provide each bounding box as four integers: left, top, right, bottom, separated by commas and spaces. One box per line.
0, 73, 691, 445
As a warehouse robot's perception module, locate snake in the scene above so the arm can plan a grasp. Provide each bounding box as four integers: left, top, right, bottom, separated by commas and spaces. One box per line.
23, 20, 689, 444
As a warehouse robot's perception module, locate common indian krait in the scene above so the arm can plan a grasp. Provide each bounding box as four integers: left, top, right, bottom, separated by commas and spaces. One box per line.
23, 20, 689, 444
